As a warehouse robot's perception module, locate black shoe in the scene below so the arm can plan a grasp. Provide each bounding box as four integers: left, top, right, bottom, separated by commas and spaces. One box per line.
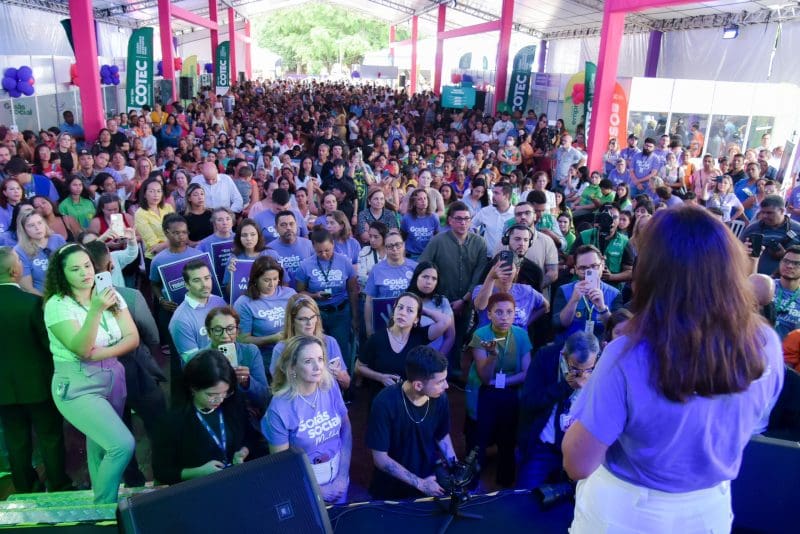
124, 470, 147, 488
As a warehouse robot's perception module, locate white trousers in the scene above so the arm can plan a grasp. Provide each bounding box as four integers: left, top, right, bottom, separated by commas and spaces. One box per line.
570, 465, 733, 534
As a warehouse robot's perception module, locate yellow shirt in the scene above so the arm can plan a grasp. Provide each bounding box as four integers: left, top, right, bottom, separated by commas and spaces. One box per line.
134, 204, 175, 258
150, 110, 168, 127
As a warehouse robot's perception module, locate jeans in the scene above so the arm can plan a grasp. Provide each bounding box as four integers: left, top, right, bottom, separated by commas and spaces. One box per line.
571, 465, 732, 534
320, 302, 353, 371
52, 359, 134, 504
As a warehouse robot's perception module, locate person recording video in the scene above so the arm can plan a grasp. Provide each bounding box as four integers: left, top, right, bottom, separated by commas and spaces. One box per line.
366, 345, 456, 500
570, 204, 634, 286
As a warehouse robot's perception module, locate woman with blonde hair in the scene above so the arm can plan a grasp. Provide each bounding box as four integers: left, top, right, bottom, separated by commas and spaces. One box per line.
14, 210, 66, 294
263, 334, 352, 503
270, 294, 350, 390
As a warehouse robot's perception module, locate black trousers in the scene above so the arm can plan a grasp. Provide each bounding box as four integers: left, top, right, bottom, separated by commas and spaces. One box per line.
0, 401, 71, 493
474, 385, 520, 487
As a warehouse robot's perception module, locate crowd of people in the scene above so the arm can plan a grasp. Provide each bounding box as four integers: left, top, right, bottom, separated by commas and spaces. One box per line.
0, 78, 797, 531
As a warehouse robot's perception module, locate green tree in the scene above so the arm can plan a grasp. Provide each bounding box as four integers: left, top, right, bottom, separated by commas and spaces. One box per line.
256, 2, 410, 75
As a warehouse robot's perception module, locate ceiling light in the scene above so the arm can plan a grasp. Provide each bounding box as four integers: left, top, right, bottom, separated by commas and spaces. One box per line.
722, 23, 739, 39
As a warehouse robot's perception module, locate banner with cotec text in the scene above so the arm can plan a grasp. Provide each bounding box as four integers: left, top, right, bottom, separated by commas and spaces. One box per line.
126, 27, 154, 111
215, 41, 230, 94
506, 45, 537, 113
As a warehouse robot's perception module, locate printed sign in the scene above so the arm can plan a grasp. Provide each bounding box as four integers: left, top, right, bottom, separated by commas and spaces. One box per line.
506, 45, 537, 113
210, 240, 234, 286
229, 260, 254, 304
126, 27, 154, 111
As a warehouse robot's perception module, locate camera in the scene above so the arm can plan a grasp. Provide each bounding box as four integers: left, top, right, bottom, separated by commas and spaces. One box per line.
434, 447, 480, 500
594, 206, 615, 236
534, 481, 575, 509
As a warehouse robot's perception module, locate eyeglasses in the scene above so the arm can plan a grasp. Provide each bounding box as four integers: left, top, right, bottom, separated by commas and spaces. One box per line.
782, 258, 800, 268
203, 389, 234, 402
566, 364, 596, 377
295, 314, 319, 324
576, 263, 602, 273
451, 216, 472, 223
209, 325, 238, 336
386, 242, 404, 250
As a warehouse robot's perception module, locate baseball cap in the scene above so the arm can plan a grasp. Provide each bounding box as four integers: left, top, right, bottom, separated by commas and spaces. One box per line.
78, 148, 92, 157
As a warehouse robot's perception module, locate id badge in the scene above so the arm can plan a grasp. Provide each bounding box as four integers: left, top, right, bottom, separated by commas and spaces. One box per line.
584, 320, 595, 334
559, 413, 574, 432
495, 371, 506, 389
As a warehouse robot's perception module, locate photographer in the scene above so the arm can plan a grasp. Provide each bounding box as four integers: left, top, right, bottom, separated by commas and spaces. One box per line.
367, 346, 455, 500
517, 332, 599, 490
741, 195, 800, 276
571, 204, 634, 285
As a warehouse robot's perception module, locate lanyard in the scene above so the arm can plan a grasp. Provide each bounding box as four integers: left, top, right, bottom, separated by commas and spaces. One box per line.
316, 257, 332, 285
581, 296, 596, 319
73, 298, 111, 336
195, 409, 228, 462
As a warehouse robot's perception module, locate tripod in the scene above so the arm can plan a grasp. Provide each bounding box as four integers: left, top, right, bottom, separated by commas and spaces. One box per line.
432, 491, 482, 534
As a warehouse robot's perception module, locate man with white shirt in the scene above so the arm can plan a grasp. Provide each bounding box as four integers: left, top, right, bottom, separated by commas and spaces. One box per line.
191, 161, 244, 213
492, 111, 515, 146
472, 181, 515, 255
168, 260, 227, 364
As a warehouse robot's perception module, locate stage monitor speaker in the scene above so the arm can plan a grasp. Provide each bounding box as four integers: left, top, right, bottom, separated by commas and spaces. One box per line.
179, 76, 193, 100
238, 71, 246, 84
117, 448, 332, 534
732, 434, 800, 533
399, 74, 406, 87
475, 90, 487, 111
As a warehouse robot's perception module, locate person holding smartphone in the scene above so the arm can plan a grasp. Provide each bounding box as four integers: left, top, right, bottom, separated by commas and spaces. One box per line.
553, 245, 622, 341
43, 243, 140, 503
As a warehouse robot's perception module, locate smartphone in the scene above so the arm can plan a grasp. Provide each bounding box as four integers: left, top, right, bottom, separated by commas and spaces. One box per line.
498, 250, 515, 269
749, 233, 763, 258
109, 213, 125, 236
218, 342, 238, 367
320, 288, 332, 298
94, 271, 114, 294
9, 124, 18, 134
584, 268, 600, 290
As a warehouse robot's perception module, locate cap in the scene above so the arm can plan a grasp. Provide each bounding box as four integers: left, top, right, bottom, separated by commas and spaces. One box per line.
78, 148, 92, 157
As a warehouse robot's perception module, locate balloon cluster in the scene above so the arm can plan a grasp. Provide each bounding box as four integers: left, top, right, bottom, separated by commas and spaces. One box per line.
462, 74, 473, 84
451, 73, 462, 84
100, 64, 121, 85
70, 63, 79, 86
2, 66, 35, 98
204, 63, 213, 74
571, 83, 585, 105
351, 71, 361, 78
156, 58, 183, 76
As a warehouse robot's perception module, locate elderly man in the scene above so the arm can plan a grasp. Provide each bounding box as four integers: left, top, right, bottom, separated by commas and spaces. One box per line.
191, 161, 244, 213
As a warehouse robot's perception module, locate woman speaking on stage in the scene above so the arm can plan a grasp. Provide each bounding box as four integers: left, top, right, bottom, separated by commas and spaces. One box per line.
563, 205, 784, 533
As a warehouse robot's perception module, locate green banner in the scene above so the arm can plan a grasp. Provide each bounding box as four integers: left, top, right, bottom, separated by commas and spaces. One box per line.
126, 27, 154, 111
583, 62, 597, 140
216, 41, 230, 89
506, 45, 537, 113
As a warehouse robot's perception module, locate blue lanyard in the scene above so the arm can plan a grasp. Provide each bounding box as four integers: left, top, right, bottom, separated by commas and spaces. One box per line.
195, 409, 227, 463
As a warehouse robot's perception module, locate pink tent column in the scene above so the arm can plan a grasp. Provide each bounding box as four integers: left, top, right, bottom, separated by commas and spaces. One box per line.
244, 20, 252, 80
209, 0, 219, 84
68, 0, 104, 142
228, 8, 237, 84
433, 4, 446, 96
587, 0, 697, 171
158, 0, 176, 101
389, 25, 396, 63
494, 0, 515, 113
410, 16, 418, 95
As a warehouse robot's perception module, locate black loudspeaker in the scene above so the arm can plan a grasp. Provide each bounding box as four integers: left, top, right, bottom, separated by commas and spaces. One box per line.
117, 448, 332, 534
239, 71, 246, 84
178, 76, 193, 100
731, 435, 800, 533
399, 74, 406, 87
475, 90, 487, 111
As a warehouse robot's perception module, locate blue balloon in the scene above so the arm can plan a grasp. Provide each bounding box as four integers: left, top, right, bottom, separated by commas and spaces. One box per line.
4, 67, 17, 80
17, 66, 32, 81
2, 77, 16, 91
18, 81, 33, 96
8, 88, 21, 98
462, 74, 473, 83
100, 65, 110, 76
110, 65, 119, 74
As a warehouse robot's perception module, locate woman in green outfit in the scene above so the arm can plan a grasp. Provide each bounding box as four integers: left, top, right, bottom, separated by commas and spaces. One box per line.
59, 176, 96, 228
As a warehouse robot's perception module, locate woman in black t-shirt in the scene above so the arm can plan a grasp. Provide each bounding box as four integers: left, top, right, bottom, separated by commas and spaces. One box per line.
356, 292, 450, 396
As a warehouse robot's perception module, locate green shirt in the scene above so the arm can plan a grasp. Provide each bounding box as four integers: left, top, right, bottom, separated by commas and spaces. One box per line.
59, 197, 96, 228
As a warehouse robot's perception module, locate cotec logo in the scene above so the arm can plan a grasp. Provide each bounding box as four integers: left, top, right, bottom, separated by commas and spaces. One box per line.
133, 60, 149, 106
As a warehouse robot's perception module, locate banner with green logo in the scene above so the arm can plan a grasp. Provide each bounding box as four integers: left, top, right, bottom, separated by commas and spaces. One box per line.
506, 45, 537, 113
126, 27, 154, 111
583, 62, 597, 140
215, 41, 230, 92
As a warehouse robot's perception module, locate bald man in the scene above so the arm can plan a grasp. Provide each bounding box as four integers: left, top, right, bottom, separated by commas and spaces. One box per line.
190, 161, 244, 213
0, 247, 71, 492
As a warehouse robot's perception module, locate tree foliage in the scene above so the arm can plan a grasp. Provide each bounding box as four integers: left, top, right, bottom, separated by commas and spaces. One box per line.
256, 2, 410, 74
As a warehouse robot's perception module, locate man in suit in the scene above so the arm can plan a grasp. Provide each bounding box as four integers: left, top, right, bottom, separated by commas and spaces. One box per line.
0, 246, 71, 492
517, 331, 599, 489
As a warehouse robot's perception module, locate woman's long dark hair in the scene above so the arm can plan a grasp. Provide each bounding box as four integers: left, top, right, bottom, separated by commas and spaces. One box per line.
183, 349, 237, 403
408, 261, 443, 306
626, 206, 765, 402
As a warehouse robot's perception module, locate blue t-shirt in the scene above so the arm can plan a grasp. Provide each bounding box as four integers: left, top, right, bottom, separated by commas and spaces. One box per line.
265, 237, 315, 287
335, 237, 361, 265
253, 209, 308, 244
631, 152, 660, 183
365, 259, 417, 298
0, 205, 14, 234
788, 186, 800, 222
294, 252, 354, 306
168, 294, 227, 362
197, 234, 234, 254
401, 213, 440, 256
734, 180, 759, 220
471, 283, 546, 329
15, 234, 66, 292
233, 286, 297, 357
